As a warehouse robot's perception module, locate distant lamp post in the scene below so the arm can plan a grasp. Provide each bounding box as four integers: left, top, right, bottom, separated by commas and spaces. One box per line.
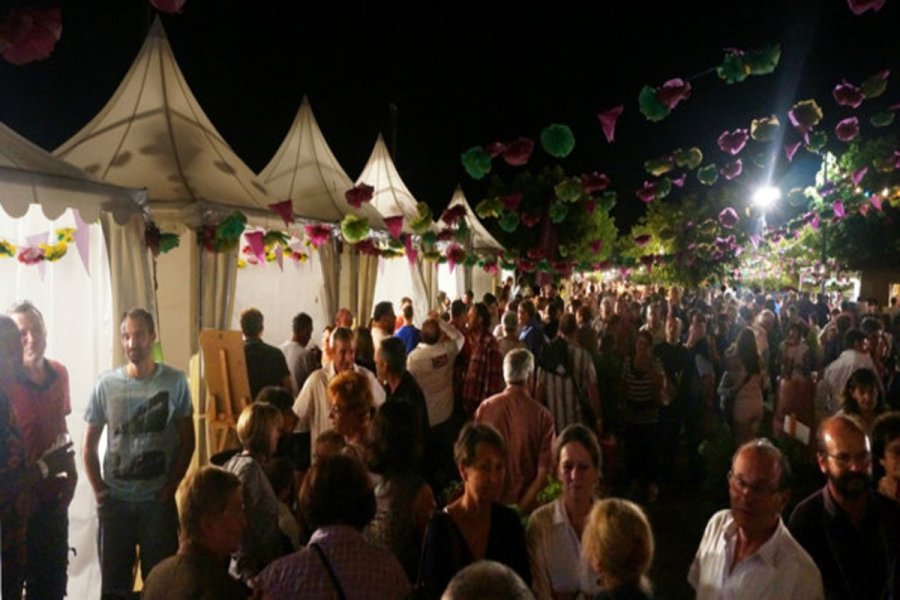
752, 185, 780, 230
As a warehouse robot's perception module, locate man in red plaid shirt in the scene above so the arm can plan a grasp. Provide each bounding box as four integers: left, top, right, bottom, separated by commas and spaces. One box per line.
462, 302, 504, 417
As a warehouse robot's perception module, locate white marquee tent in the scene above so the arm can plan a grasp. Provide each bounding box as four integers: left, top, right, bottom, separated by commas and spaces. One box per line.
359, 135, 435, 324
0, 121, 150, 599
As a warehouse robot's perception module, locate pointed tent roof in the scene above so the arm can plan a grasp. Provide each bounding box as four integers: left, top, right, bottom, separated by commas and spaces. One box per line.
440, 185, 505, 253
259, 97, 385, 228
356, 134, 431, 234
54, 19, 274, 223
1, 121, 146, 224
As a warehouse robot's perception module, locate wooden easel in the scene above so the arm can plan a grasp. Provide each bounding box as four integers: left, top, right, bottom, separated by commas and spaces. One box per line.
199, 329, 250, 458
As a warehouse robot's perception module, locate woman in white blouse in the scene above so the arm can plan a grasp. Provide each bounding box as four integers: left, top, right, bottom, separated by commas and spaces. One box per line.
527, 424, 603, 599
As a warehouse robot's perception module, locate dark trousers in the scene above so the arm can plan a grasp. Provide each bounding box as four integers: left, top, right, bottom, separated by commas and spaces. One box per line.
25, 505, 69, 600
624, 422, 660, 484
97, 497, 178, 599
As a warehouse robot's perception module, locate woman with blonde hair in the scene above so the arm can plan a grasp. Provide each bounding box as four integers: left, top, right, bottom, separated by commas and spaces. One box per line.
581, 498, 655, 599
223, 401, 284, 584
327, 370, 374, 461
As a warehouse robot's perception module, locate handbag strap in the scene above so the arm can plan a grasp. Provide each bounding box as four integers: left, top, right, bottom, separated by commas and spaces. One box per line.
311, 542, 347, 600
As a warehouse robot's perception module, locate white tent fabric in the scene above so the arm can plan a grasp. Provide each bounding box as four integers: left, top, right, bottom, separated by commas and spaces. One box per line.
372, 256, 431, 326
54, 18, 276, 225
357, 134, 432, 234
440, 185, 504, 253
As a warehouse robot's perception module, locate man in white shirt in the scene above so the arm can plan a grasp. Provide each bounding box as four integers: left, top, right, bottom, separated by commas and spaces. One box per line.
689, 438, 823, 600
407, 316, 465, 490
292, 327, 384, 457
280, 312, 320, 396
370, 301, 396, 350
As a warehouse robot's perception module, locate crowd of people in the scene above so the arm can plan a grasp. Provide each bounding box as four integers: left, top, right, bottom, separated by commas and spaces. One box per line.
1, 280, 899, 599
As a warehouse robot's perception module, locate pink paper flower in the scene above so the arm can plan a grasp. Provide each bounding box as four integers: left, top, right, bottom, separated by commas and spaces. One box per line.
859, 203, 870, 216
833, 201, 846, 219
720, 159, 743, 181
670, 174, 686, 188
847, 0, 886, 15
590, 239, 603, 253
268, 199, 295, 227
596, 105, 624, 143
403, 235, 418, 266
870, 194, 883, 210
852, 167, 868, 186
486, 142, 507, 158
581, 172, 610, 193
0, 8, 62, 66
835, 117, 860, 142
437, 228, 455, 242
304, 224, 332, 248
149, 0, 187, 14
17, 246, 45, 264
521, 212, 541, 228
384, 216, 404, 239
784, 141, 802, 162
832, 80, 865, 108
634, 234, 652, 247
526, 247, 545, 261
441, 205, 468, 226
345, 183, 374, 208
583, 199, 597, 214
635, 181, 658, 204
718, 207, 740, 229
717, 128, 749, 155
502, 137, 535, 166
501, 193, 522, 211
656, 78, 692, 110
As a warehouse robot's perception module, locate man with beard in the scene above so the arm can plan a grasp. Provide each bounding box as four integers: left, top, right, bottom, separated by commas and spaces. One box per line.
789, 415, 900, 599
689, 439, 822, 599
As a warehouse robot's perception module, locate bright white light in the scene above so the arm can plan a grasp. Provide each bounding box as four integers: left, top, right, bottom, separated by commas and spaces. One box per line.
752, 186, 781, 210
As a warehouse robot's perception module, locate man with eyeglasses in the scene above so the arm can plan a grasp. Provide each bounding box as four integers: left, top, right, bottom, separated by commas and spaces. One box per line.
788, 415, 900, 599
689, 438, 823, 599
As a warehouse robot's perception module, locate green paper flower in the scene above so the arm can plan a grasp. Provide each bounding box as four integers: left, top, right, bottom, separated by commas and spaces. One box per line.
717, 52, 748, 84
751, 153, 769, 169
422, 231, 437, 246
540, 124, 576, 158
744, 44, 781, 76
787, 188, 808, 208
750, 116, 781, 141
464, 256, 478, 267
871, 111, 895, 128
697, 164, 719, 186
549, 201, 569, 223
216, 212, 247, 241
499, 211, 520, 232
674, 147, 703, 170
263, 230, 289, 247
410, 202, 434, 234
655, 177, 672, 199
461, 146, 492, 180
554, 178, 584, 203
805, 131, 828, 154
861, 70, 889, 99
638, 85, 670, 122
599, 191, 617, 212
455, 220, 469, 243
475, 196, 503, 219
341, 215, 370, 243
158, 233, 180, 254
558, 245, 570, 258
644, 155, 675, 177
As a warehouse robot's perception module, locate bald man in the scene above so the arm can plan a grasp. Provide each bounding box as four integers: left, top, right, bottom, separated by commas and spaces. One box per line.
689, 438, 822, 599
789, 415, 900, 599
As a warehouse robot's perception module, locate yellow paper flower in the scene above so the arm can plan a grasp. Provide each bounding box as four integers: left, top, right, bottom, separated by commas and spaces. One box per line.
0, 240, 16, 257
55, 228, 75, 243
237, 259, 247, 268
39, 241, 68, 261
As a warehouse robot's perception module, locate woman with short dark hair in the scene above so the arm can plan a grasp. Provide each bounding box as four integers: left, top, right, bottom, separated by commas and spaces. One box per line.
256, 454, 411, 599
420, 423, 531, 597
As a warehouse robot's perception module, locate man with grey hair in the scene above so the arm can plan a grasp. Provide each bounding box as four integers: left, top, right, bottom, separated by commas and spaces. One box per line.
475, 349, 554, 514
442, 560, 534, 600
689, 438, 823, 599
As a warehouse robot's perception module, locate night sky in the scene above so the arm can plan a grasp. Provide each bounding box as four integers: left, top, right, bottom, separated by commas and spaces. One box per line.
1, 0, 898, 229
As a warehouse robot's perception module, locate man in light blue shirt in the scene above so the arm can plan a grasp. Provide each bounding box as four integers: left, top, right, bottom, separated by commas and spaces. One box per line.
83, 308, 195, 598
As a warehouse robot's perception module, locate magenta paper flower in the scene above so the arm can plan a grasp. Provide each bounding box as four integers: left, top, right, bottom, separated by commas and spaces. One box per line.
17, 246, 45, 264
521, 212, 541, 228
859, 203, 870, 216
345, 183, 374, 208
870, 195, 883, 210
149, 0, 187, 13
436, 228, 456, 242
584, 199, 597, 214
590, 239, 603, 253
657, 79, 692, 110
581, 172, 610, 193
718, 207, 740, 229
501, 193, 522, 211
0, 8, 62, 66
486, 142, 507, 158
833, 201, 846, 219
403, 235, 418, 266
596, 105, 624, 143
835, 117, 860, 142
268, 199, 295, 227
634, 234, 652, 247
384, 216, 404, 239
847, 0, 886, 15
526, 247, 545, 261
670, 173, 686, 188
636, 181, 658, 204
721, 159, 743, 181
852, 167, 868, 186
784, 141, 802, 162
304, 224, 332, 248
750, 234, 761, 249
446, 244, 465, 271
717, 128, 749, 155
640, 255, 655, 272
502, 137, 535, 166
441, 205, 468, 226
832, 80, 865, 108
